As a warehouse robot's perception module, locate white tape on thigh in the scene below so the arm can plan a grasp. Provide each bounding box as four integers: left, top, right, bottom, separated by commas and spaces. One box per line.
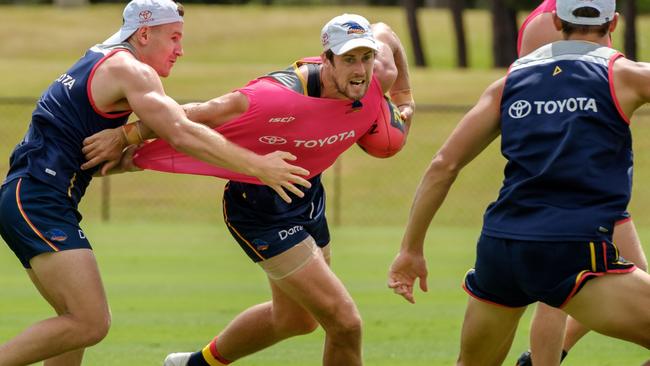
259, 237, 320, 280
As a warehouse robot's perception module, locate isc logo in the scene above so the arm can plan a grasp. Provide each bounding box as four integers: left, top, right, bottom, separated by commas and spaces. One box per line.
268, 117, 295, 123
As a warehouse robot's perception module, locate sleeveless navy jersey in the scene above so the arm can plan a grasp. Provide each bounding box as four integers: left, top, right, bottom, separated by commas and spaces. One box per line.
5, 44, 134, 206
483, 41, 632, 241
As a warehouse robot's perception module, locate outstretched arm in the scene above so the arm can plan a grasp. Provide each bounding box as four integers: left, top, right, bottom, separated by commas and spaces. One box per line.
82, 91, 249, 171
183, 91, 248, 128
84, 52, 310, 203
388, 77, 505, 304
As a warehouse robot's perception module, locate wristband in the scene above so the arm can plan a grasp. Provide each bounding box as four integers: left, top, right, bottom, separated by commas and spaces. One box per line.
390, 89, 415, 108
121, 122, 144, 146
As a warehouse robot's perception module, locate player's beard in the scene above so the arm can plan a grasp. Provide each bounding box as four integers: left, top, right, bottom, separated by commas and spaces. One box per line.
334, 76, 368, 101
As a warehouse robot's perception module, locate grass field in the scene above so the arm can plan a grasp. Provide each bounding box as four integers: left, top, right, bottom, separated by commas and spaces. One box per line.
0, 223, 648, 365
0, 3, 649, 365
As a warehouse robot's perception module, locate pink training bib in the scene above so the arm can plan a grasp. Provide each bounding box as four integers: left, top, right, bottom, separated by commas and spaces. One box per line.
134, 67, 385, 184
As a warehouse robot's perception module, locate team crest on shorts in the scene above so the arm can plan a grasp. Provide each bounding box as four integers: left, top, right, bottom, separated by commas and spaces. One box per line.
253, 239, 269, 251
45, 229, 68, 242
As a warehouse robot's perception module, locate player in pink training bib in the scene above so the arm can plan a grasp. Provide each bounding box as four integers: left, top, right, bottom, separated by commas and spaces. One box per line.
517, 0, 557, 56
81, 14, 414, 366
518, 0, 612, 57
131, 59, 387, 183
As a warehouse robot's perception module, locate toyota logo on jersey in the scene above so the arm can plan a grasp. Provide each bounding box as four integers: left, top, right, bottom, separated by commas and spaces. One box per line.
508, 98, 598, 119
508, 100, 532, 119
258, 136, 287, 145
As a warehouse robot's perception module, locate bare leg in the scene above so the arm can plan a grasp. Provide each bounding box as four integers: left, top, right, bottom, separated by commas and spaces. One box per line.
560, 317, 589, 353
457, 297, 526, 366
27, 270, 86, 366
562, 220, 648, 352
216, 240, 361, 366
526, 220, 649, 365
0, 249, 111, 366
272, 258, 362, 366
563, 269, 650, 348
529, 303, 566, 366
44, 350, 86, 366
215, 283, 319, 360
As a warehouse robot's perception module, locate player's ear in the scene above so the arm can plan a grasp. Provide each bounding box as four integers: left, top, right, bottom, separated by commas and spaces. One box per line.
609, 13, 619, 33
133, 27, 150, 45
320, 52, 329, 65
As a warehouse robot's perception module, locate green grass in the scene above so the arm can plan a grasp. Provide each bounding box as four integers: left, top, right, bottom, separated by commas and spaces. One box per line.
0, 5, 507, 101
2, 4, 650, 99
0, 223, 648, 365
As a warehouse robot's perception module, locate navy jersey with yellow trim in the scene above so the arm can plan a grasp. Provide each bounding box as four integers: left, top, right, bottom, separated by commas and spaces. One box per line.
483, 41, 632, 241
4, 44, 134, 206
264, 58, 322, 97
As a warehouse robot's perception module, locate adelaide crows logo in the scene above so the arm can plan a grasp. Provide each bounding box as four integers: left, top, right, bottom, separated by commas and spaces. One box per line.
44, 229, 68, 242
342, 22, 366, 35
139, 10, 153, 22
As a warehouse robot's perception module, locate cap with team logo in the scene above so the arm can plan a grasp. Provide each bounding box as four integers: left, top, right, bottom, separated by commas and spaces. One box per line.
320, 13, 379, 55
103, 0, 184, 45
556, 0, 615, 25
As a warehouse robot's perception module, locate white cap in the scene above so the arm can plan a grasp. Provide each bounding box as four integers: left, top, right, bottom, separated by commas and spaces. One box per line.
103, 0, 184, 45
556, 0, 615, 25
320, 14, 379, 55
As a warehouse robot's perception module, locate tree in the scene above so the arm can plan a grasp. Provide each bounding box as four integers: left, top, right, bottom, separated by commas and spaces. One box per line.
403, 0, 427, 67
489, 0, 518, 68
621, 0, 637, 60
450, 0, 468, 68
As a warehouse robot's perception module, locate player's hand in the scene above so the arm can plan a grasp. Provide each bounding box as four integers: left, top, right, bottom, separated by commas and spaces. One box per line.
81, 128, 127, 171
96, 145, 142, 176
398, 102, 414, 130
252, 151, 311, 204
388, 251, 428, 304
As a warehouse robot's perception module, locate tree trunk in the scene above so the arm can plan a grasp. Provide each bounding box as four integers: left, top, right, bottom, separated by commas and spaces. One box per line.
450, 0, 468, 68
404, 0, 427, 67
621, 0, 637, 60
489, 0, 518, 68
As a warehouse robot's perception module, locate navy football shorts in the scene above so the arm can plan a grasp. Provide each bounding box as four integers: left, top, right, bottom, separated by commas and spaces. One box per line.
222, 175, 330, 262
0, 177, 91, 268
463, 234, 636, 308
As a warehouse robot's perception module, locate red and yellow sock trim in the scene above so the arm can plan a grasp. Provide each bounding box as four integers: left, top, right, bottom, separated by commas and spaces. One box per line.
201, 338, 231, 365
